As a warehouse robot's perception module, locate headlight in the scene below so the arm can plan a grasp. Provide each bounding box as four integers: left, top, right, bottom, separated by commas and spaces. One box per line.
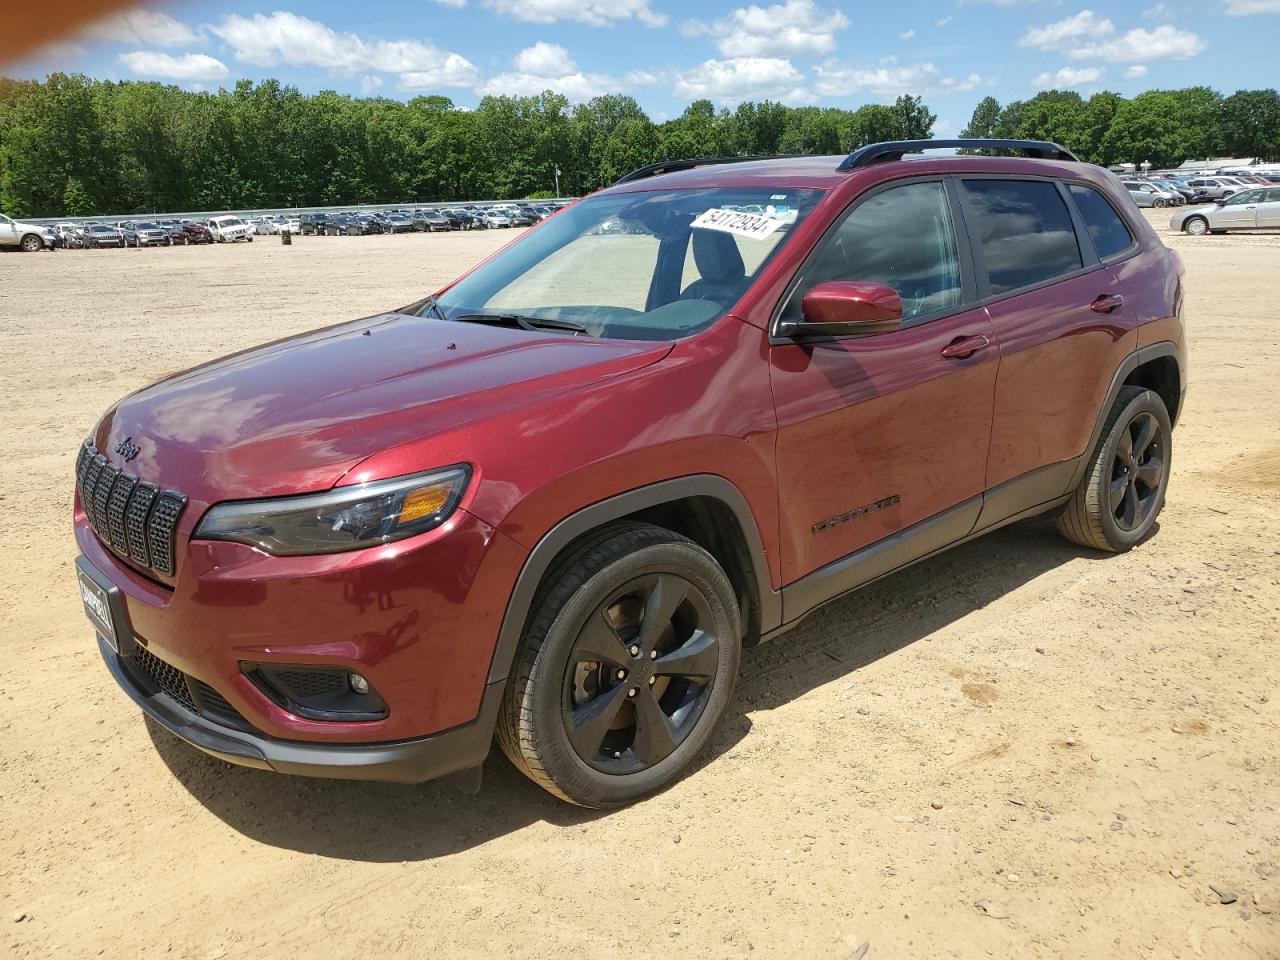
194, 466, 470, 556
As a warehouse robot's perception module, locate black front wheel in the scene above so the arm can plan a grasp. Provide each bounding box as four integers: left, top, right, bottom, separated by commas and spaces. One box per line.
498, 523, 741, 807
1058, 386, 1172, 552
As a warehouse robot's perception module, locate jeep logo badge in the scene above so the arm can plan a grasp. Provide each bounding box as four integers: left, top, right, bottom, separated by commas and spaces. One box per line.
115, 437, 141, 462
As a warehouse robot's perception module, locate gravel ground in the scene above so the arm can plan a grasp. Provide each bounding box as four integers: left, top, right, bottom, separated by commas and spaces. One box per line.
0, 211, 1276, 959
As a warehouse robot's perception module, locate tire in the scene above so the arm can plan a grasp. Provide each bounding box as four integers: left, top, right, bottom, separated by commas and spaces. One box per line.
1154, 198, 1167, 208
497, 522, 742, 808
1057, 386, 1172, 553
1184, 216, 1209, 236
19, 234, 43, 252
247, 235, 253, 242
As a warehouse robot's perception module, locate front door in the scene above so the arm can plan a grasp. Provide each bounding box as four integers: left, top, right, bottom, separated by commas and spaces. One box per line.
1214, 188, 1263, 229
769, 179, 997, 586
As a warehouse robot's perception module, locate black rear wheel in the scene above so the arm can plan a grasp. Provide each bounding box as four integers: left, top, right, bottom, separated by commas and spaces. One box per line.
498, 523, 740, 807
1058, 386, 1172, 552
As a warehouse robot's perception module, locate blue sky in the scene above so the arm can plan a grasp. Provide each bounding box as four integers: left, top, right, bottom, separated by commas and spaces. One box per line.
13, 1, 1280, 135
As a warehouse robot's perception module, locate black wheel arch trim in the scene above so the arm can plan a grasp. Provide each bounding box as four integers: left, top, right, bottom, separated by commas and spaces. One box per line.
1067, 341, 1181, 492
486, 474, 779, 685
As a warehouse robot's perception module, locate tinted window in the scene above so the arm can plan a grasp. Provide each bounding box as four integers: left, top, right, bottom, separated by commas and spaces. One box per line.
963, 179, 1082, 295
782, 181, 962, 323
1268, 188, 1280, 202
1068, 185, 1134, 260
1224, 189, 1263, 205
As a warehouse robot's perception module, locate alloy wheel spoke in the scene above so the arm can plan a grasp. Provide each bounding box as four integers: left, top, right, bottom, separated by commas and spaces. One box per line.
1114, 425, 1134, 464
1108, 475, 1128, 512
632, 686, 679, 766
1124, 482, 1145, 527
655, 629, 719, 679
636, 575, 687, 652
1132, 415, 1157, 459
1136, 456, 1164, 489
567, 682, 629, 758
574, 610, 631, 667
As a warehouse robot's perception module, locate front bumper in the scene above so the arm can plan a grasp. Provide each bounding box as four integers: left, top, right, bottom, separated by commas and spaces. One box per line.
100, 632, 505, 783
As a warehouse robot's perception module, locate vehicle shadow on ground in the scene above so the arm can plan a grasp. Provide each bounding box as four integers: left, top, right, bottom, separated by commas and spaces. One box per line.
150, 515, 1118, 861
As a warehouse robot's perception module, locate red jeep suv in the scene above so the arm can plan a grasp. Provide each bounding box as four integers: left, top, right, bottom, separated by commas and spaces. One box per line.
74, 140, 1186, 807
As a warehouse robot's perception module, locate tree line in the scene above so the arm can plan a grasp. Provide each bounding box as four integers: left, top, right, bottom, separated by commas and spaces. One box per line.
961, 87, 1280, 169
0, 74, 934, 217
1, 74, 1276, 219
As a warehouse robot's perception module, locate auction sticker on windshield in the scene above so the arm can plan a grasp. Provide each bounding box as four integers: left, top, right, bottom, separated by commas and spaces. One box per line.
692, 208, 785, 240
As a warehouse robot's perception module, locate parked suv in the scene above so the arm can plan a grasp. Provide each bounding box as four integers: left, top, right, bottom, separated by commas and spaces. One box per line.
0, 212, 55, 251
74, 139, 1186, 808
206, 215, 254, 242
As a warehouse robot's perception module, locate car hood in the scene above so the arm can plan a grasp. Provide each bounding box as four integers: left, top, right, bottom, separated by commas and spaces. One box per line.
93, 313, 672, 504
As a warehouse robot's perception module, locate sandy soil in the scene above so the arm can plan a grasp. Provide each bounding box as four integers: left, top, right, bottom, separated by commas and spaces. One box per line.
1, 213, 1277, 959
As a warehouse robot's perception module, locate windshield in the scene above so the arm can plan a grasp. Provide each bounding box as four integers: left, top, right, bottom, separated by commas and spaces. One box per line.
426, 186, 821, 341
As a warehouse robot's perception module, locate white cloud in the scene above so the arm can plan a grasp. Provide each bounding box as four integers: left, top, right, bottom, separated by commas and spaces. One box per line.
675, 57, 811, 105
1223, 0, 1280, 11
1019, 10, 1114, 49
86, 10, 199, 46
900, 29, 916, 39
682, 1, 850, 57
936, 15, 953, 26
484, 0, 667, 27
1031, 65, 1104, 88
1125, 63, 1148, 77
1142, 3, 1174, 17
24, 41, 88, 61
812, 58, 939, 97
209, 12, 478, 86
941, 72, 992, 93
433, 0, 468, 6
477, 42, 638, 100
1067, 24, 1206, 61
514, 41, 575, 76
118, 51, 229, 82
360, 74, 384, 94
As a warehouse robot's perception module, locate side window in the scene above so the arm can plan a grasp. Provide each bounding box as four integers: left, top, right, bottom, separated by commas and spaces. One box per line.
1224, 189, 1261, 205
1268, 188, 1280, 202
1067, 184, 1135, 260
962, 179, 1083, 296
782, 181, 962, 323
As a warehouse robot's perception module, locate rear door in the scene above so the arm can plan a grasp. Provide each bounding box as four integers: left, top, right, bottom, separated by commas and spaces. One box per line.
1257, 187, 1280, 227
960, 177, 1138, 493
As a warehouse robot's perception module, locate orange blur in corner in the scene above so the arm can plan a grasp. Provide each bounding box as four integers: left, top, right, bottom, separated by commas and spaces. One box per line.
2, 0, 142, 64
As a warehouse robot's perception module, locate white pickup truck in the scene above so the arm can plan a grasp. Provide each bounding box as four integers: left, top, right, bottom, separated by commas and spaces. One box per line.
0, 213, 55, 252
206, 215, 255, 242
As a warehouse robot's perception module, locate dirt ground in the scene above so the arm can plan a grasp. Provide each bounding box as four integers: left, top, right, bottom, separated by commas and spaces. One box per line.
1, 211, 1277, 960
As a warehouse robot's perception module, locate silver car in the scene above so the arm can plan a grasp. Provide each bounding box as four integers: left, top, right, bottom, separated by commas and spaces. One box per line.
1171, 186, 1280, 235
1122, 180, 1181, 208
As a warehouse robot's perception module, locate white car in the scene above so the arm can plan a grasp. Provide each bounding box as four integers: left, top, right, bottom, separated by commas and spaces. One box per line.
1171, 186, 1280, 235
251, 217, 277, 235
480, 210, 513, 228
207, 215, 255, 242
0, 213, 56, 252
278, 216, 302, 234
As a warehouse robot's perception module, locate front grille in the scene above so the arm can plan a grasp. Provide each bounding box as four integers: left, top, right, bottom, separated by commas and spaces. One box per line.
76, 439, 187, 577
128, 645, 253, 731
271, 669, 348, 700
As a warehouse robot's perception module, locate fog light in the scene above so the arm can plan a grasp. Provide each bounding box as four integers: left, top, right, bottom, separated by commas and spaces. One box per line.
349, 673, 370, 695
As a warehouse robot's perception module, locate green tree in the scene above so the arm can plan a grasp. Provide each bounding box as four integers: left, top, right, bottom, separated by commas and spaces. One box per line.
1217, 89, 1280, 161
62, 176, 92, 215
960, 96, 1001, 139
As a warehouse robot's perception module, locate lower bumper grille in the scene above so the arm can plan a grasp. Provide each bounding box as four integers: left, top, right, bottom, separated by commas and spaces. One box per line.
127, 645, 254, 733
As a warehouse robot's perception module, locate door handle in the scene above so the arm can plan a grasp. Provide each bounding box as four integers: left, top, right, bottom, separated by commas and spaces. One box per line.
940, 334, 991, 359
1090, 294, 1125, 314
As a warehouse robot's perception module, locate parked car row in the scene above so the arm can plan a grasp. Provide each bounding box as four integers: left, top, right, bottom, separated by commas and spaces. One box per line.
297, 202, 567, 236
7, 200, 574, 252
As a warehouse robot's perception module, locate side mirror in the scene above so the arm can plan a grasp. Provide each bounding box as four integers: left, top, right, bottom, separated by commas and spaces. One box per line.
779, 281, 903, 339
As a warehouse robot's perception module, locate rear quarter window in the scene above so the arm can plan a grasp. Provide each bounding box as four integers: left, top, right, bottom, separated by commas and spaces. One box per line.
962, 179, 1083, 296
1067, 184, 1135, 260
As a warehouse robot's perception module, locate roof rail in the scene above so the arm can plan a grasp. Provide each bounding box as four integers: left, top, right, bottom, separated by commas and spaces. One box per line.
614, 155, 801, 186
838, 139, 1079, 172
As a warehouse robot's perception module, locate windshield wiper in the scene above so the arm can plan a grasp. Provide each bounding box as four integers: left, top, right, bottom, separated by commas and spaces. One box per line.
450, 312, 590, 335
